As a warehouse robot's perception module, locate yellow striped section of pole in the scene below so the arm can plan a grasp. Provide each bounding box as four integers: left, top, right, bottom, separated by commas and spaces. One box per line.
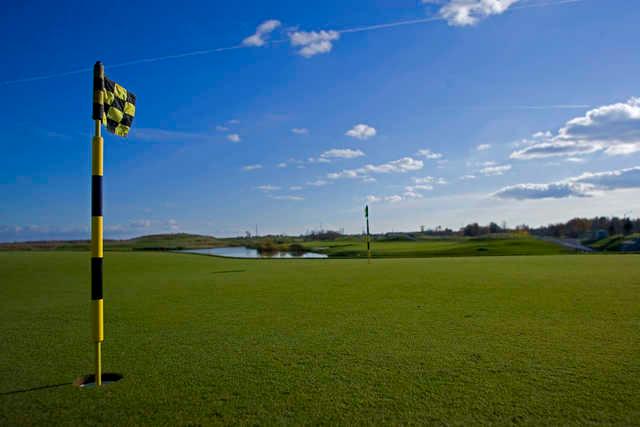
91, 61, 105, 386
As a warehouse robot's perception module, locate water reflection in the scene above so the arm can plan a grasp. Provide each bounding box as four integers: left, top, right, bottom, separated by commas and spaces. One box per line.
178, 246, 328, 259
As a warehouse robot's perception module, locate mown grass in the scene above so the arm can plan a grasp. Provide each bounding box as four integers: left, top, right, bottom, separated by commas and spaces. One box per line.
1, 252, 639, 425
305, 235, 571, 258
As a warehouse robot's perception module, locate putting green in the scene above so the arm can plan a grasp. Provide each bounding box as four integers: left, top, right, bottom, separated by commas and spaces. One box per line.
1, 252, 639, 425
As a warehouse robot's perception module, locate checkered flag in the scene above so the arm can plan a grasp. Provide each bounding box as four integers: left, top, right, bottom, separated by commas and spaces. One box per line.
101, 76, 136, 137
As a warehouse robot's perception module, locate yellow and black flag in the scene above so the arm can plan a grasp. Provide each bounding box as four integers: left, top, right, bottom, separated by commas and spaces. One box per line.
93, 72, 136, 137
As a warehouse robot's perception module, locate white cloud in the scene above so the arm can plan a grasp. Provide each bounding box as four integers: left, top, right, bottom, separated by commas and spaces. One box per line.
572, 167, 640, 190
328, 157, 423, 180
320, 148, 365, 160
365, 157, 423, 173
345, 124, 377, 140
494, 166, 640, 200
605, 143, 640, 156
271, 195, 304, 201
477, 144, 492, 151
480, 164, 511, 176
227, 133, 241, 143
416, 149, 443, 159
410, 184, 434, 191
511, 98, 640, 160
565, 157, 586, 163
308, 157, 331, 164
493, 182, 590, 200
366, 195, 381, 203
307, 179, 328, 187
289, 186, 303, 191
289, 30, 340, 58
403, 190, 424, 199
328, 170, 362, 180
460, 174, 477, 180
414, 176, 447, 185
277, 162, 288, 168
243, 19, 281, 47
243, 164, 262, 171
215, 125, 229, 132
291, 128, 309, 135
256, 185, 280, 192
425, 0, 520, 26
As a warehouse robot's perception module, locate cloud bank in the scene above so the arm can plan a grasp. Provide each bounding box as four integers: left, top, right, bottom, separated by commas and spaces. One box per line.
494, 166, 640, 199
511, 98, 640, 160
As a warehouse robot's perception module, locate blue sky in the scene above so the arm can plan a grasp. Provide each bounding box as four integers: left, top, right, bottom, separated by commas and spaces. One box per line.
2, 0, 640, 241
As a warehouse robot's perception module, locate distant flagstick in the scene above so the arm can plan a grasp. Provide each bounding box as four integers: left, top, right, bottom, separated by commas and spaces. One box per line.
365, 205, 371, 263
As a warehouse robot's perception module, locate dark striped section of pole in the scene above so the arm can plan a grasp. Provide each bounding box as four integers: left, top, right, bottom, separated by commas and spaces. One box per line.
91, 61, 105, 386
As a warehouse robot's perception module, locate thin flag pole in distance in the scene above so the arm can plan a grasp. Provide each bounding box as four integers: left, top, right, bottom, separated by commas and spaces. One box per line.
365, 204, 371, 263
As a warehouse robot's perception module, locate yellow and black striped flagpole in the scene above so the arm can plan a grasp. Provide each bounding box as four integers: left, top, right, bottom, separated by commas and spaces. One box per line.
91, 61, 105, 386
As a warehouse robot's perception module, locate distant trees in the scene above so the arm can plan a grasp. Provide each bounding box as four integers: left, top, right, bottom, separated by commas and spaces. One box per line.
461, 222, 506, 237
432, 216, 638, 239
305, 230, 344, 241
531, 216, 639, 239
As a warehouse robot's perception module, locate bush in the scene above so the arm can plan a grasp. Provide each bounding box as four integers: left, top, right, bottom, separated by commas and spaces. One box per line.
288, 243, 306, 254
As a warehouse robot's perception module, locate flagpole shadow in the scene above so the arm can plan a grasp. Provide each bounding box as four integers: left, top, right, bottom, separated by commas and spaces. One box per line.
0, 383, 72, 396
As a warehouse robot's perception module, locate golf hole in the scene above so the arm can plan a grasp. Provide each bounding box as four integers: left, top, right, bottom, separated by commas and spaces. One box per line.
74, 373, 123, 388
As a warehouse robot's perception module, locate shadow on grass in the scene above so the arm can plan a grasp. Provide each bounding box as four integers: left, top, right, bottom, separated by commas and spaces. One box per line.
0, 383, 72, 395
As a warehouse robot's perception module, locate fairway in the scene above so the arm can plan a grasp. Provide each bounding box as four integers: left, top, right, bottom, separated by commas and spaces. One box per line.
1, 252, 639, 425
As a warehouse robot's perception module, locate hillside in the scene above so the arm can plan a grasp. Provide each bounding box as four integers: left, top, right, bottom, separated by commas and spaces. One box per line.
0, 233, 221, 251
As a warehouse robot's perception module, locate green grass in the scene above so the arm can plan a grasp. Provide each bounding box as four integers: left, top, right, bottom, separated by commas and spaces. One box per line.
305, 234, 571, 258
1, 252, 639, 425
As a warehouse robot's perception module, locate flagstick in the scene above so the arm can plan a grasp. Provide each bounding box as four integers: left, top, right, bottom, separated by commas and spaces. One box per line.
365, 205, 371, 264
91, 61, 105, 386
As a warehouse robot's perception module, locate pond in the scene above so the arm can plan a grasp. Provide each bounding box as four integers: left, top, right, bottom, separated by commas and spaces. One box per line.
178, 246, 328, 259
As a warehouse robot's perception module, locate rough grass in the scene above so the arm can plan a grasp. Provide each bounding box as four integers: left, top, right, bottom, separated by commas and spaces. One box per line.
1, 252, 639, 425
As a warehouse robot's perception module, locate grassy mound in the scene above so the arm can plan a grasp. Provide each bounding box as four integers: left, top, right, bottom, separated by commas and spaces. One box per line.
304, 234, 570, 258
